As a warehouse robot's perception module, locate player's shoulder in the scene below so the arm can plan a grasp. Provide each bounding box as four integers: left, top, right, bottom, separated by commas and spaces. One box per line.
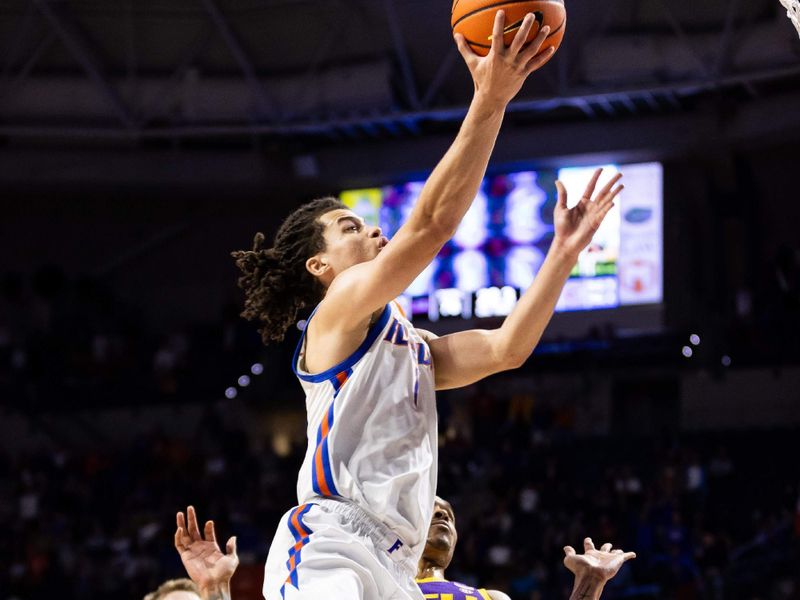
485, 589, 512, 600
315, 262, 388, 332
416, 578, 506, 600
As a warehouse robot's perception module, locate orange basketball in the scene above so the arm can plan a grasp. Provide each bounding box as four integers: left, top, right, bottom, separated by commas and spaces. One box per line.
451, 0, 566, 59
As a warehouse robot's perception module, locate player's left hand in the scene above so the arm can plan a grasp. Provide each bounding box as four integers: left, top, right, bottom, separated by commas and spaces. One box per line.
552, 168, 623, 258
175, 506, 239, 590
563, 537, 636, 582
455, 10, 556, 107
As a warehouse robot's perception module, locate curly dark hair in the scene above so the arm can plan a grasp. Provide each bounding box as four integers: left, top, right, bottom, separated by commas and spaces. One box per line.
231, 196, 347, 344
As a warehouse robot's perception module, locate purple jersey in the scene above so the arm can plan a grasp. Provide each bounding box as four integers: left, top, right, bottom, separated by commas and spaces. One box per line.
416, 577, 492, 600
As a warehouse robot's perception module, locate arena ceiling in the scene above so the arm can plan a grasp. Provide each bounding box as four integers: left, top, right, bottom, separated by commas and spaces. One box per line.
0, 0, 799, 146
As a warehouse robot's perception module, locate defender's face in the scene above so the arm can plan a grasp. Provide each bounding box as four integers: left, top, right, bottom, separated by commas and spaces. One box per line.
422, 496, 458, 567
309, 209, 388, 284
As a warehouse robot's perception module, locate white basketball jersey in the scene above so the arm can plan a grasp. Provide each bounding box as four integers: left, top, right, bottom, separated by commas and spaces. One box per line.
292, 302, 438, 557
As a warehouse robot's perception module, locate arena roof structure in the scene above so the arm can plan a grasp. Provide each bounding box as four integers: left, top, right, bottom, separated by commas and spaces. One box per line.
1, 0, 799, 145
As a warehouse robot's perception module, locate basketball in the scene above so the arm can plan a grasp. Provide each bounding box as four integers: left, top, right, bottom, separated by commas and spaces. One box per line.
451, 0, 566, 59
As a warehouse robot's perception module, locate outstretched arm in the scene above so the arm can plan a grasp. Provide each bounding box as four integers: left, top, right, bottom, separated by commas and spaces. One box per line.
175, 506, 239, 600
482, 537, 634, 600
317, 11, 556, 331
564, 537, 636, 600
427, 169, 623, 390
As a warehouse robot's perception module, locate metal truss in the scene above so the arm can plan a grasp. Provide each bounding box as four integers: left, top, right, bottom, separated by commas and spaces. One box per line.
199, 0, 276, 118
31, 0, 138, 130
4, 62, 799, 142
0, 0, 797, 143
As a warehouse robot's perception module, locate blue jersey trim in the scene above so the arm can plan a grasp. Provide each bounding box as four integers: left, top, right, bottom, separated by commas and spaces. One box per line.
281, 503, 314, 599
320, 434, 338, 496
311, 399, 340, 498
292, 304, 391, 383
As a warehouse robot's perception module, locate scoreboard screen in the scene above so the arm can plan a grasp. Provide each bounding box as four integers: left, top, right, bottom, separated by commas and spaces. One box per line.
341, 162, 663, 321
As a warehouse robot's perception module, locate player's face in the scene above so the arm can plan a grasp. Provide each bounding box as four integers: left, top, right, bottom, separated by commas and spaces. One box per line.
422, 496, 458, 567
309, 209, 388, 285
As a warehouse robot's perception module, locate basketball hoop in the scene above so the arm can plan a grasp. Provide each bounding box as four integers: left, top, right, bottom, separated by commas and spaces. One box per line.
779, 0, 800, 37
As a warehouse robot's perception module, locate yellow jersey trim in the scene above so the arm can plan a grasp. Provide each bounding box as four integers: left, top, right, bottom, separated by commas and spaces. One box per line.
415, 578, 495, 600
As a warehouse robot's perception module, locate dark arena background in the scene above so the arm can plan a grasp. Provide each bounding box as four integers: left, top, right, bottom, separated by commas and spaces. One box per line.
2, 1, 800, 599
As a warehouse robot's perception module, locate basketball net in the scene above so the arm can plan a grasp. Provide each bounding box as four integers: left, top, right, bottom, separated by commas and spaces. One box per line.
779, 0, 800, 37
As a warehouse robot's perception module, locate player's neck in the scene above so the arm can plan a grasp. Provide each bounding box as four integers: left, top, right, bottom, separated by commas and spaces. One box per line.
416, 559, 447, 581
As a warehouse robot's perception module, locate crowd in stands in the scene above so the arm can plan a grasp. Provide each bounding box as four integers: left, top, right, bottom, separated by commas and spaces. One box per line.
2, 391, 798, 600
2, 240, 800, 413
1, 256, 799, 600
0, 268, 277, 412
434, 395, 799, 600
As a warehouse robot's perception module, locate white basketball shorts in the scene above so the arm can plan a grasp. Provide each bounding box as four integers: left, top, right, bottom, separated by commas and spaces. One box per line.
263, 497, 424, 600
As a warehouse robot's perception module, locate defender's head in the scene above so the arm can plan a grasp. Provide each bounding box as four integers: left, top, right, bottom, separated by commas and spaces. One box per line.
232, 198, 387, 344
143, 578, 200, 600
422, 496, 458, 569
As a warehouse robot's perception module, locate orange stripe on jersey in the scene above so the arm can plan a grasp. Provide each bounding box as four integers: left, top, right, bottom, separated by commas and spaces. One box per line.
290, 508, 306, 539
335, 370, 349, 386
393, 300, 407, 318
320, 410, 330, 438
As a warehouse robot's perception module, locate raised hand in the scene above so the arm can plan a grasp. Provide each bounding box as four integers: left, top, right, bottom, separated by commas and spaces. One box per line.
553, 169, 623, 257
563, 537, 636, 582
455, 10, 556, 106
175, 506, 239, 593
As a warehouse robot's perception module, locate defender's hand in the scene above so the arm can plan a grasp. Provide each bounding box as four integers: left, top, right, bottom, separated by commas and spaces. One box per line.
563, 537, 636, 582
175, 506, 239, 591
552, 168, 623, 258
455, 10, 555, 107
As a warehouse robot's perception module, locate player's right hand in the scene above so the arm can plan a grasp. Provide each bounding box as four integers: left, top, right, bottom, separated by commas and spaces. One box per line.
454, 10, 555, 107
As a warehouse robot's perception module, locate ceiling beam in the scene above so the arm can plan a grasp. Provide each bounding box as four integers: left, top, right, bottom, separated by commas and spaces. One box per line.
1, 1, 38, 81
32, 0, 137, 131
1, 64, 799, 141
655, 0, 714, 80
199, 0, 276, 119
0, 31, 54, 95
286, 16, 344, 120
2, 89, 799, 189
137, 24, 217, 125
383, 0, 421, 109
421, 48, 459, 108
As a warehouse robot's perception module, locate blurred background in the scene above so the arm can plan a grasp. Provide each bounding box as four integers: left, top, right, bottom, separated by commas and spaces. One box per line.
1, 1, 799, 599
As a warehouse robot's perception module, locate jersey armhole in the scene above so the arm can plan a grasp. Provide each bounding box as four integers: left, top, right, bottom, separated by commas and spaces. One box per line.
292, 304, 392, 383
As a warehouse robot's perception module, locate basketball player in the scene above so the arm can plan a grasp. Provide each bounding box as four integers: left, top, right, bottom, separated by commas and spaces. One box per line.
230, 10, 623, 600
416, 497, 636, 600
